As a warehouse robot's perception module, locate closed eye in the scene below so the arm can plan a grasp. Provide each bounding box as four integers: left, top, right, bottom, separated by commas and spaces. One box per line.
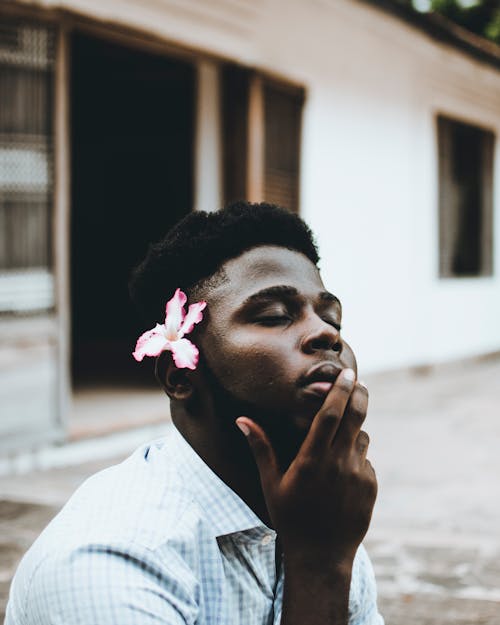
255, 315, 292, 326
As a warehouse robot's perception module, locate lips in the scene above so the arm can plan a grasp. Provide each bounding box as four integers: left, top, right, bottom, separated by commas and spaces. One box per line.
300, 362, 343, 399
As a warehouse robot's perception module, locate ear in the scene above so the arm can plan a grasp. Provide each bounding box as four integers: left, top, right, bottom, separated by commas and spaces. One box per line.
155, 352, 194, 400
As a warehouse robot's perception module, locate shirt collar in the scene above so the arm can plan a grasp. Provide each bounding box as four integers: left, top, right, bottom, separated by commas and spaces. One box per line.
164, 425, 274, 539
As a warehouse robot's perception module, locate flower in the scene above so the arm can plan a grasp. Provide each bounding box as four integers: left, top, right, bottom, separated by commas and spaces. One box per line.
132, 289, 206, 370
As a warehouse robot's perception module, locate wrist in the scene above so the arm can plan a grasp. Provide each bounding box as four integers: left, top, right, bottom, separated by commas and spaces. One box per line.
283, 545, 355, 578
281, 549, 353, 625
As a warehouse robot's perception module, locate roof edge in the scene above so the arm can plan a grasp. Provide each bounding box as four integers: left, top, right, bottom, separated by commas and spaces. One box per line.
358, 0, 500, 72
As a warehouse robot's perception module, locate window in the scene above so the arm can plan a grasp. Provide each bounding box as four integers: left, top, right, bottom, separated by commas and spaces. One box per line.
263, 81, 303, 213
221, 65, 249, 206
437, 115, 494, 278
0, 19, 56, 312
222, 66, 304, 212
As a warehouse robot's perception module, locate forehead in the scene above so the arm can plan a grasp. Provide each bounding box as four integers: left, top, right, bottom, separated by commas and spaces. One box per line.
209, 246, 324, 308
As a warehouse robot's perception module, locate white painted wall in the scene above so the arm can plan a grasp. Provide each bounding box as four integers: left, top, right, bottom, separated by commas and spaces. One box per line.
23, 0, 500, 372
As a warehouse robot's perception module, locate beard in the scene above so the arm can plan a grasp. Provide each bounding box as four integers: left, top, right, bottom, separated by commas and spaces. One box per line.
200, 357, 306, 472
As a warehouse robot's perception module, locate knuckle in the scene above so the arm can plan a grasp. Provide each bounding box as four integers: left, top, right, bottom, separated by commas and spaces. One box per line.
318, 410, 341, 429
349, 405, 366, 425
354, 467, 378, 501
356, 382, 369, 398
364, 460, 377, 485
352, 385, 369, 408
295, 455, 316, 479
326, 456, 345, 479
336, 379, 355, 394
357, 430, 370, 449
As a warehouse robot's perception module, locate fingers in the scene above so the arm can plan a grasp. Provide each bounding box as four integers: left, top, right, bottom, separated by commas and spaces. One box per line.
365, 458, 377, 481
364, 459, 378, 501
300, 368, 356, 457
355, 430, 370, 460
333, 383, 369, 451
235, 417, 281, 493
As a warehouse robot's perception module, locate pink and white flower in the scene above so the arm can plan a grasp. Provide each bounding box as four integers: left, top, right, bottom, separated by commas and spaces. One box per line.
132, 288, 206, 370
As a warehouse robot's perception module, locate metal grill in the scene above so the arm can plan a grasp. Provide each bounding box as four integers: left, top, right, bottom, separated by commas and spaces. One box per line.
0, 19, 55, 312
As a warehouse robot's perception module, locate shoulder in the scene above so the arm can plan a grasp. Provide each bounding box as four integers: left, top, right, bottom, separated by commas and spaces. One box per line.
48, 435, 203, 548
7, 435, 221, 624
18, 539, 199, 625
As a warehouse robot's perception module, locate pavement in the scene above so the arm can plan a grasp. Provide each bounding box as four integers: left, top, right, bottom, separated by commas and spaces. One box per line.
1, 355, 500, 624
366, 355, 500, 624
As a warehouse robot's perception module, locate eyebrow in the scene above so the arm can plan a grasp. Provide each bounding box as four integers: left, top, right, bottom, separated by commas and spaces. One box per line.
241, 285, 341, 308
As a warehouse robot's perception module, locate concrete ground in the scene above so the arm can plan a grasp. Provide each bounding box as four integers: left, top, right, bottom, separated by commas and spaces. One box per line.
364, 355, 500, 624
1, 355, 499, 624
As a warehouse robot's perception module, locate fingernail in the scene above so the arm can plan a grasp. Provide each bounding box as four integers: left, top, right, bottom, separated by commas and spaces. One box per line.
236, 420, 250, 436
343, 368, 355, 383
358, 380, 368, 389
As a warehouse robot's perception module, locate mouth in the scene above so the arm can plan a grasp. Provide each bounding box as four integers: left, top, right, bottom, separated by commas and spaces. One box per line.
299, 362, 343, 399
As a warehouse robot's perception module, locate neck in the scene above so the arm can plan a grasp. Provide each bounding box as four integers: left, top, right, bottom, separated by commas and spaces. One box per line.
172, 406, 273, 528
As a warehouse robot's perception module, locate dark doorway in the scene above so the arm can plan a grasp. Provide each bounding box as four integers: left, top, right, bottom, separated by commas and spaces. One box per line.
70, 33, 194, 387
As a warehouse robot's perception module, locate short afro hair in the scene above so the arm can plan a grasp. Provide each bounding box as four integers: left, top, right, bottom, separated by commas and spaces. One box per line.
129, 201, 320, 326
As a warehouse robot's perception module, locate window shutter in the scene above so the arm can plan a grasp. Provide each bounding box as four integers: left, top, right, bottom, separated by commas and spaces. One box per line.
0, 19, 56, 311
263, 82, 303, 213
222, 67, 304, 213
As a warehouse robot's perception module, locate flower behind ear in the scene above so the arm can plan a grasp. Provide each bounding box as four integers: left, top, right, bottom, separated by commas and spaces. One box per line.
132, 288, 206, 370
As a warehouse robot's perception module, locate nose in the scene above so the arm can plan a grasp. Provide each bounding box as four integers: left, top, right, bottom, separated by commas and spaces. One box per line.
301, 318, 342, 355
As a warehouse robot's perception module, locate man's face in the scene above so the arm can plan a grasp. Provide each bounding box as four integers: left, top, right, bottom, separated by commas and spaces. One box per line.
197, 245, 357, 462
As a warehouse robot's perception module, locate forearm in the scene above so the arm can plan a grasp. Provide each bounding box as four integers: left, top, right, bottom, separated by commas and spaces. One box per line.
280, 550, 353, 625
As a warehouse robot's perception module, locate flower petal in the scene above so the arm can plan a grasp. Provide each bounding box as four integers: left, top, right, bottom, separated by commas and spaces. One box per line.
179, 301, 207, 337
170, 338, 199, 370
164, 288, 187, 340
132, 325, 170, 361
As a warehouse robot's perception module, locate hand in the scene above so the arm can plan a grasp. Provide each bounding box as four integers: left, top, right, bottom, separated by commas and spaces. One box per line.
236, 368, 377, 564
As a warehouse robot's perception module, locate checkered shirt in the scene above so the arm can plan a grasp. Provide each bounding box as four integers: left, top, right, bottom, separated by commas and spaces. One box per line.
6, 425, 384, 624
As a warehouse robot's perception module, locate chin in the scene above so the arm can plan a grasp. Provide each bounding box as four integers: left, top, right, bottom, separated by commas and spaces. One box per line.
291, 410, 318, 435
294, 393, 326, 420
294, 412, 316, 427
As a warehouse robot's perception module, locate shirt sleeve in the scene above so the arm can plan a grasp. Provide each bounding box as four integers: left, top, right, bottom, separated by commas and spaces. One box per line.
349, 544, 385, 625
24, 542, 199, 625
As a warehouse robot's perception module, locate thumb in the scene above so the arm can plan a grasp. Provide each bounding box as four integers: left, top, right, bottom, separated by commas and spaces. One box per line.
236, 417, 281, 492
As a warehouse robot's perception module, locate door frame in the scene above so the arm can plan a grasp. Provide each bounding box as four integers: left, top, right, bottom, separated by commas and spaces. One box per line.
0, 1, 303, 448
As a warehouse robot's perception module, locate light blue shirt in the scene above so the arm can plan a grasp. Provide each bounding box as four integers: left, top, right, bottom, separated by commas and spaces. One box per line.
6, 426, 384, 624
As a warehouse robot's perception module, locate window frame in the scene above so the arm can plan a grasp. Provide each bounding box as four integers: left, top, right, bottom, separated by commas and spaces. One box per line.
221, 65, 305, 213
437, 113, 495, 279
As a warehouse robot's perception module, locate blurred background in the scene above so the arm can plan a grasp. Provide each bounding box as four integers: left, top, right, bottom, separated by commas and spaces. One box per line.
0, 0, 499, 622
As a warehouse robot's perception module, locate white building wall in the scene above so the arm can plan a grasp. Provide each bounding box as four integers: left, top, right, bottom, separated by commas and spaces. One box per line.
23, 0, 500, 372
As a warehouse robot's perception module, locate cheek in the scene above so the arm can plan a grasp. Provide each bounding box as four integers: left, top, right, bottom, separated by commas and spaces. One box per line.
341, 340, 357, 373
202, 329, 296, 392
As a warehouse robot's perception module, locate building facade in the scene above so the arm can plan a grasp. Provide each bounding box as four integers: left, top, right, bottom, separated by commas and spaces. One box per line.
1, 0, 499, 451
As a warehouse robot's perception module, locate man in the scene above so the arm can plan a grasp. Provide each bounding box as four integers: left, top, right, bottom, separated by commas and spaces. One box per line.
6, 202, 383, 624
